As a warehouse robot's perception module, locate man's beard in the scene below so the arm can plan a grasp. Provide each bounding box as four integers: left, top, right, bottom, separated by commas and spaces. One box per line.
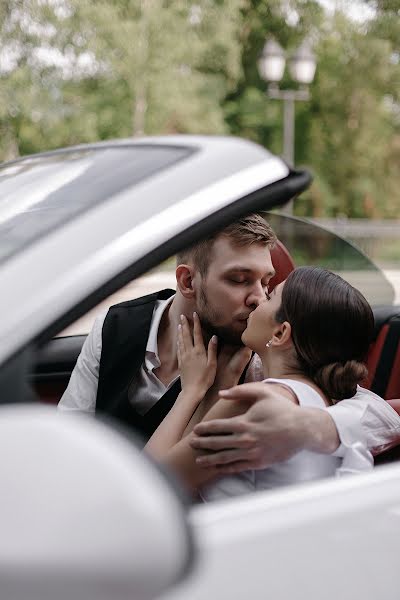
197, 287, 245, 346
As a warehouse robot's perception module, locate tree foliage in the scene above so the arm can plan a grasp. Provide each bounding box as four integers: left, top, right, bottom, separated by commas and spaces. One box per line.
0, 0, 399, 217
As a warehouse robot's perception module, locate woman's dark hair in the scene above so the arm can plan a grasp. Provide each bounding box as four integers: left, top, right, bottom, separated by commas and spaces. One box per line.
275, 266, 375, 402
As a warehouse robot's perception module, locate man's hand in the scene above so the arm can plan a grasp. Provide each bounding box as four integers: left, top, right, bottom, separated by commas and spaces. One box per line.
190, 383, 340, 473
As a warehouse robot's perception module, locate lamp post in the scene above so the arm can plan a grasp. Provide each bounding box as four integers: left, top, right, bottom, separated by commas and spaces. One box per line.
258, 39, 317, 213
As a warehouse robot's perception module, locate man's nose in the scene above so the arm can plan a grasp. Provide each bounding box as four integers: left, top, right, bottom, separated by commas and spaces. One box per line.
246, 283, 265, 307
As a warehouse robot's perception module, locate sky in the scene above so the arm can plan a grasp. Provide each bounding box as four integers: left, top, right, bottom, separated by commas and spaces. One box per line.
317, 0, 376, 23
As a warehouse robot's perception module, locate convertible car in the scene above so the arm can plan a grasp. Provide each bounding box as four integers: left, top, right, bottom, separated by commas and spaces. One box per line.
0, 136, 399, 599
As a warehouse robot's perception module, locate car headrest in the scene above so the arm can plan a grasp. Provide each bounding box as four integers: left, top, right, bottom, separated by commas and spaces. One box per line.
269, 239, 295, 291
372, 306, 400, 340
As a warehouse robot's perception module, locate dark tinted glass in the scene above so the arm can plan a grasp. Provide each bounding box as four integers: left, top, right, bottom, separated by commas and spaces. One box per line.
265, 212, 395, 306
0, 145, 193, 264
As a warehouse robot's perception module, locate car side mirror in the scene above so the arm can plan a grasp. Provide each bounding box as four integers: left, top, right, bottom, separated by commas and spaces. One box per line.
0, 405, 194, 600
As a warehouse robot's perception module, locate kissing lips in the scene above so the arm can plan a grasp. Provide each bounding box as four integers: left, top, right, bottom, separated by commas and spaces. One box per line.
237, 312, 252, 322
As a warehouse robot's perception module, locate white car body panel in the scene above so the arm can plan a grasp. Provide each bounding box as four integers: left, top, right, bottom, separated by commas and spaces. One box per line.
161, 464, 400, 599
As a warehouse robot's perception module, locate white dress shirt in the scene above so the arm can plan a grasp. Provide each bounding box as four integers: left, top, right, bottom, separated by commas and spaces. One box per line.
58, 299, 400, 459
58, 296, 177, 415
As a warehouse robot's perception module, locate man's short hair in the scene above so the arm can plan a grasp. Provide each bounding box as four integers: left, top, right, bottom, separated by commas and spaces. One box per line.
176, 213, 277, 276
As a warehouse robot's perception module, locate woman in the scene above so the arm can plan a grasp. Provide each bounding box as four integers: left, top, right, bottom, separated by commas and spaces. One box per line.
145, 267, 375, 498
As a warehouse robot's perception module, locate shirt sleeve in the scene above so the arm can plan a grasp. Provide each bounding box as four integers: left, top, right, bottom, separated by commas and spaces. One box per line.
245, 359, 400, 464
326, 386, 400, 457
334, 441, 374, 476
57, 311, 107, 413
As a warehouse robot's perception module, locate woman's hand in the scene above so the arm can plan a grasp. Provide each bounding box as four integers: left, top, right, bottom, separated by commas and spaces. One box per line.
177, 312, 218, 398
181, 345, 252, 431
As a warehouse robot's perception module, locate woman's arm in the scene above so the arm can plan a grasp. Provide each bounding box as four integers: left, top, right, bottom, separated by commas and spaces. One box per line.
144, 389, 204, 459
160, 393, 250, 489
144, 313, 217, 460
162, 382, 296, 491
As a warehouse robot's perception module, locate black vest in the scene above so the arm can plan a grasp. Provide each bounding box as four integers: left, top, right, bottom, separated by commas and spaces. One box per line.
96, 289, 179, 441
96, 288, 250, 443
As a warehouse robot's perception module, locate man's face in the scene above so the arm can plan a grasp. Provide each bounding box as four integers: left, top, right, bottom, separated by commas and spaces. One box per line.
193, 236, 275, 345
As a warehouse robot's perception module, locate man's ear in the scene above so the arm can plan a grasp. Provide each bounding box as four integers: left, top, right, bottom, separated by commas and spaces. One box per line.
176, 264, 196, 299
271, 321, 292, 347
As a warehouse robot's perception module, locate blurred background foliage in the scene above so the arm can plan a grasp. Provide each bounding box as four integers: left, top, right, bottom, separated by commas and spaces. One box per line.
0, 0, 399, 218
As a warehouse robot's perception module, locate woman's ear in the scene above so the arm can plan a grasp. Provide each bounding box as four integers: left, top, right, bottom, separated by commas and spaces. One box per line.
176, 264, 196, 299
271, 321, 292, 347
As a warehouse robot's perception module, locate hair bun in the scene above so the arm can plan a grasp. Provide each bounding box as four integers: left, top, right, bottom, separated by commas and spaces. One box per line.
314, 360, 368, 403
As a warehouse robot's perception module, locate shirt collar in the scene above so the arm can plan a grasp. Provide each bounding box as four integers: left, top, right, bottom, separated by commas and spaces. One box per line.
145, 294, 175, 371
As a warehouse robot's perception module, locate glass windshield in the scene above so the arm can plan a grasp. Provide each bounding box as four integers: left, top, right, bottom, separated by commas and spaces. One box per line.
266, 212, 395, 306
0, 144, 193, 265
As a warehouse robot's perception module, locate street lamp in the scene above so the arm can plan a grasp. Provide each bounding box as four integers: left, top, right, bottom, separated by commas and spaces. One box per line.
258, 39, 316, 212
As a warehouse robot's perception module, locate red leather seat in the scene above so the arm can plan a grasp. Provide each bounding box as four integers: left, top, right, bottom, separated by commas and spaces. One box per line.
364, 309, 400, 399
269, 239, 296, 291
374, 399, 400, 465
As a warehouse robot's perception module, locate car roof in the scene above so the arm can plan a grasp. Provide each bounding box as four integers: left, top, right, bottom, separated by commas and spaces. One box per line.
0, 135, 310, 364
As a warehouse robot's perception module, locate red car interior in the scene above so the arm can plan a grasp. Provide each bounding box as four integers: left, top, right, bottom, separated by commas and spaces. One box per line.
363, 308, 400, 400
269, 240, 296, 291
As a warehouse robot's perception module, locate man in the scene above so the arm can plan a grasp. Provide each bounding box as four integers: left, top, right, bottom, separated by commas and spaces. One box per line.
59, 214, 276, 436
59, 214, 400, 464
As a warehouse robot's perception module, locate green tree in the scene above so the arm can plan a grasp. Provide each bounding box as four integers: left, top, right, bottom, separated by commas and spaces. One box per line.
223, 0, 400, 217
72, 0, 244, 135
223, 0, 325, 157
1, 0, 399, 218
307, 11, 400, 217
0, 0, 106, 159
0, 0, 244, 160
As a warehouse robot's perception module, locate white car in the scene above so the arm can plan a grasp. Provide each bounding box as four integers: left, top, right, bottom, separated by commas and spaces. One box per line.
0, 135, 399, 600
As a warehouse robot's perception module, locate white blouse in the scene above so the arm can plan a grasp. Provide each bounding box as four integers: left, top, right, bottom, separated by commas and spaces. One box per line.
201, 378, 373, 502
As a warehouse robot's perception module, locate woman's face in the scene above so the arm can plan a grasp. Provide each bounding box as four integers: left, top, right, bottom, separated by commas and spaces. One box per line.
241, 280, 285, 353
